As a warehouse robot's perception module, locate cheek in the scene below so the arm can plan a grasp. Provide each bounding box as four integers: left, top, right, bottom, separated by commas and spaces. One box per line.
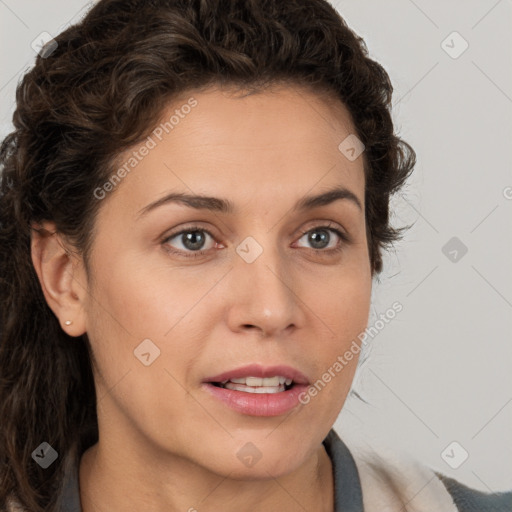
91, 251, 212, 335
84, 258, 215, 443
85, 252, 223, 381
302, 262, 371, 399
303, 260, 372, 339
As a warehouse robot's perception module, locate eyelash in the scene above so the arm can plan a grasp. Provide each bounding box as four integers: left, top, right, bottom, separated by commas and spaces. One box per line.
162, 222, 350, 259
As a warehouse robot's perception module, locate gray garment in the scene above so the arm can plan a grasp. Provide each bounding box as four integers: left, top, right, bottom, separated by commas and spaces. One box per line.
58, 429, 512, 511
435, 473, 512, 512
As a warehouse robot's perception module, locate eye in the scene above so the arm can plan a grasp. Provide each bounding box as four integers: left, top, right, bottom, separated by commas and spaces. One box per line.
295, 223, 348, 253
161, 222, 349, 259
162, 225, 219, 258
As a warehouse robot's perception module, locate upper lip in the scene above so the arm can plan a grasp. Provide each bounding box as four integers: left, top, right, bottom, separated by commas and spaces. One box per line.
203, 364, 310, 385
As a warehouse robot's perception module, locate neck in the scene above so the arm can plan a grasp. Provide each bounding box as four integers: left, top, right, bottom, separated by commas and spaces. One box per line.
79, 436, 334, 512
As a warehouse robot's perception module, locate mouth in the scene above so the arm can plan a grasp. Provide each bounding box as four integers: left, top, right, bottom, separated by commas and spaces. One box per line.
202, 364, 310, 416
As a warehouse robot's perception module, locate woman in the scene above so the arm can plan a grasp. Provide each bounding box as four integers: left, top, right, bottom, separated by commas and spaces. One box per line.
0, 0, 510, 511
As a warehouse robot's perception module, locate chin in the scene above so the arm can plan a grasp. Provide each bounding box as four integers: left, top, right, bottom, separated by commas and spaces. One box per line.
225, 453, 304, 481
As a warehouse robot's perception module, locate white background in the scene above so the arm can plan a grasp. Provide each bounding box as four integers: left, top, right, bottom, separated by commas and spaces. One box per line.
1, 0, 511, 493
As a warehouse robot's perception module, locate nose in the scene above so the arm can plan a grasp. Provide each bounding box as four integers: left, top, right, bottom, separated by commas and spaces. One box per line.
225, 241, 305, 338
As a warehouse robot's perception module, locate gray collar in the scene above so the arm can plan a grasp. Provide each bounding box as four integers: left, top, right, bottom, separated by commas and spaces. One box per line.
323, 428, 364, 511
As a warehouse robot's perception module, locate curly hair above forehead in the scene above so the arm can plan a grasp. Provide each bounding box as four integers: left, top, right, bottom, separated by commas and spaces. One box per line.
0, 0, 415, 510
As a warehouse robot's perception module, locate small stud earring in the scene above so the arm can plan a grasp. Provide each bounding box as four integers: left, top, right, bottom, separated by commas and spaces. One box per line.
64, 320, 72, 326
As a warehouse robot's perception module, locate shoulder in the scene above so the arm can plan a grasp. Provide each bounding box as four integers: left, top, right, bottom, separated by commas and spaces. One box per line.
328, 429, 512, 512
435, 473, 512, 512
350, 443, 458, 511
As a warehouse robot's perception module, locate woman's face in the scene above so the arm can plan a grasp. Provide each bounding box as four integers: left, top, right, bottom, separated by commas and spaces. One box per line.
80, 84, 372, 478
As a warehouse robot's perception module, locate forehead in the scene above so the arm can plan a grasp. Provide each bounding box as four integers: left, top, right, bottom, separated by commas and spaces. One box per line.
104, 84, 365, 216
163, 83, 358, 151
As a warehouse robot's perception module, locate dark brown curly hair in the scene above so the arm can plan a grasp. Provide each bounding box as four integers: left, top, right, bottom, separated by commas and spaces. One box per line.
0, 0, 415, 510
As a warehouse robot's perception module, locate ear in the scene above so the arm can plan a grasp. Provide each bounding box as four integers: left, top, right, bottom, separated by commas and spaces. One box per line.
30, 220, 88, 337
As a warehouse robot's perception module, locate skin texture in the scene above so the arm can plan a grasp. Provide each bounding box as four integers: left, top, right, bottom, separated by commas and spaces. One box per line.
31, 84, 372, 512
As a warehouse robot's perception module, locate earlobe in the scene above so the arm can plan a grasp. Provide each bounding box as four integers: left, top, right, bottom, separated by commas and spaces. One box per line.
30, 221, 87, 337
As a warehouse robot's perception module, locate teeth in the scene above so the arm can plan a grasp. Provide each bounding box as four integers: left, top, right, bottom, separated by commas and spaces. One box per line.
224, 382, 286, 394
227, 376, 292, 386
215, 375, 296, 393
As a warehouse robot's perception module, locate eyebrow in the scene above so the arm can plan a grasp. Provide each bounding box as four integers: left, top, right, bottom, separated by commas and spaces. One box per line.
137, 185, 362, 218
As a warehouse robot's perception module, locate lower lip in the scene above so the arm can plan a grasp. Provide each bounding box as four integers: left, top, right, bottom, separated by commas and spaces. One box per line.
202, 382, 309, 417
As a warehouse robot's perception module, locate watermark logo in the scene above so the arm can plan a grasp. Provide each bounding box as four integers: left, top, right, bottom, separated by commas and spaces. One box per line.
237, 442, 263, 468
338, 134, 365, 162
31, 442, 58, 468
441, 236, 468, 263
441, 441, 469, 469
31, 32, 58, 58
134, 338, 161, 366
236, 236, 264, 263
441, 31, 469, 60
